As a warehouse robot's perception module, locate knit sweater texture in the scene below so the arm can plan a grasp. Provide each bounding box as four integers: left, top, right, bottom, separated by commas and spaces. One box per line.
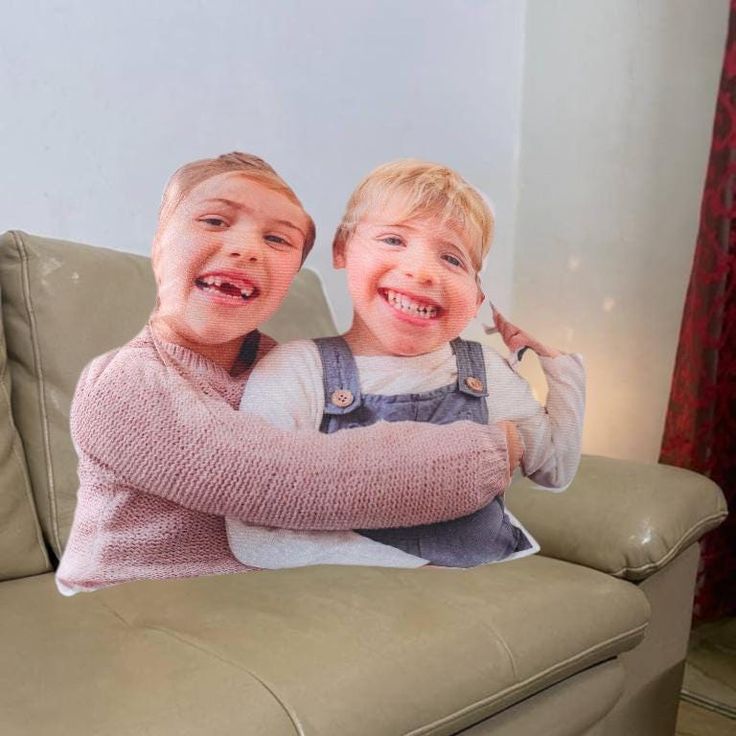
56, 323, 511, 594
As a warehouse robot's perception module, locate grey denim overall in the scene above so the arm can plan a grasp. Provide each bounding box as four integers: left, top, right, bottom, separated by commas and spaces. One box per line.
314, 336, 532, 568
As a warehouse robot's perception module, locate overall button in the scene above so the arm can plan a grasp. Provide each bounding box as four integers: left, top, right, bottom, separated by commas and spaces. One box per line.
465, 376, 484, 393
331, 389, 354, 408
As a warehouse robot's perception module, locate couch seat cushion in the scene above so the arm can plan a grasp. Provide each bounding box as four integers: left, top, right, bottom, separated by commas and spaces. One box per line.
1, 556, 648, 736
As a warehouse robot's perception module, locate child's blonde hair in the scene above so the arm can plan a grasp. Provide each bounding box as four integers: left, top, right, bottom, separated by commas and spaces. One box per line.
155, 151, 316, 265
333, 159, 494, 272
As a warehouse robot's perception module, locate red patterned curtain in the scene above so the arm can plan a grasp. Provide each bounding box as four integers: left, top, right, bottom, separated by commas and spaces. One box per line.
659, 2, 736, 621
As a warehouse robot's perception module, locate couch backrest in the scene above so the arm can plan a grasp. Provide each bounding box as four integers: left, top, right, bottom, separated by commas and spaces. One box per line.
0, 284, 50, 580
0, 230, 337, 564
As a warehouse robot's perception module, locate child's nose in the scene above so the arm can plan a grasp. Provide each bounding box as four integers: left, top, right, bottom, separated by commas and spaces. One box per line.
222, 231, 261, 261
403, 254, 435, 283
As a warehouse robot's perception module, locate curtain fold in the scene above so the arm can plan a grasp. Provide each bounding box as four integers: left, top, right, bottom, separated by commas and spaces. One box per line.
660, 0, 736, 620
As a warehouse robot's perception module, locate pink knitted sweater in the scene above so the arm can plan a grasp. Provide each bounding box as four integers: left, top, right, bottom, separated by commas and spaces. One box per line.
56, 324, 511, 593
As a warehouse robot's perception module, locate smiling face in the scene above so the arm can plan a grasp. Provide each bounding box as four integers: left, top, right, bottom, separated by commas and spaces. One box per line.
334, 202, 484, 356
151, 172, 309, 367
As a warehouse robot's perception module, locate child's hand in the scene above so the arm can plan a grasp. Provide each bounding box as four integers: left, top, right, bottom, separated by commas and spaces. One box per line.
485, 304, 562, 359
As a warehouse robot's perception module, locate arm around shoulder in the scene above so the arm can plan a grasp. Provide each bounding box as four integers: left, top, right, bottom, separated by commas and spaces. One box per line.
71, 343, 512, 529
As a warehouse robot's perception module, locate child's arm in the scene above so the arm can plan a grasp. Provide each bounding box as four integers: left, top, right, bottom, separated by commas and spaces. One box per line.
484, 306, 585, 490
70, 343, 513, 530
520, 352, 585, 491
226, 340, 429, 568
483, 346, 585, 492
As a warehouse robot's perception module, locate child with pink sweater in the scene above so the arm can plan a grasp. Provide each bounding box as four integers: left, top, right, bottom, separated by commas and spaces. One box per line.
226, 160, 585, 569
56, 152, 520, 594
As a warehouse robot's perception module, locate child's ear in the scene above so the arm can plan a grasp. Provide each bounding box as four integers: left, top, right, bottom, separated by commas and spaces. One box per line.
333, 238, 346, 269
475, 284, 485, 313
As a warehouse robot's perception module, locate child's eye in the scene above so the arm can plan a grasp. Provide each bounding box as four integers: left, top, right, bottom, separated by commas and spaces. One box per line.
443, 254, 464, 268
200, 217, 227, 228
380, 236, 404, 247
265, 234, 293, 247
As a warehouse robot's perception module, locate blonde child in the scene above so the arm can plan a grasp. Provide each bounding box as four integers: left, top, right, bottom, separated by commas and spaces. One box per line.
225, 159, 585, 570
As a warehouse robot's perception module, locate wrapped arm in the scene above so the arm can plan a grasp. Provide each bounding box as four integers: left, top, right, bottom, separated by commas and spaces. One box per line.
70, 350, 512, 530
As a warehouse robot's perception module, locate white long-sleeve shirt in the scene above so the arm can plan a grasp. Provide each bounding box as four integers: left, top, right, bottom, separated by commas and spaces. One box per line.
226, 340, 585, 569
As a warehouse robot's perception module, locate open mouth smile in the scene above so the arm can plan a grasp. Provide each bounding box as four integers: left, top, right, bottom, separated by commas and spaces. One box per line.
379, 288, 442, 321
194, 272, 260, 303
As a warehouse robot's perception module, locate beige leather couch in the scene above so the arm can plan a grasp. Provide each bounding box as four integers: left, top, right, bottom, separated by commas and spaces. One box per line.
0, 230, 728, 736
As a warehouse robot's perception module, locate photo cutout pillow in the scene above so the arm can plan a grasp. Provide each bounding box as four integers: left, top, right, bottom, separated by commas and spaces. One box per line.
56, 153, 584, 595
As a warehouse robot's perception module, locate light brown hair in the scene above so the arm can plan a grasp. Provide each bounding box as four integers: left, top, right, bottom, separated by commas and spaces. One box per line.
155, 151, 316, 265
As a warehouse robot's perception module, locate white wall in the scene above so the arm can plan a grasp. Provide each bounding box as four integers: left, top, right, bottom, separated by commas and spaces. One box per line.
1, 0, 729, 462
0, 0, 526, 337
513, 0, 729, 462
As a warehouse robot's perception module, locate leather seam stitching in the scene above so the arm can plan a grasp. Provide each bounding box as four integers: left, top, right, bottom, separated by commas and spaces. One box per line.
0, 311, 51, 571
404, 622, 648, 735
11, 231, 60, 553
609, 512, 729, 579
93, 602, 302, 736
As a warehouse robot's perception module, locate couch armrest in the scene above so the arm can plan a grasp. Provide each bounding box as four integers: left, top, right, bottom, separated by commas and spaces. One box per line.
506, 455, 728, 581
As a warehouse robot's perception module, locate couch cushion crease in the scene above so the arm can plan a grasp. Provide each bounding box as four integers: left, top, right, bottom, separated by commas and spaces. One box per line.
0, 574, 300, 736
0, 235, 51, 579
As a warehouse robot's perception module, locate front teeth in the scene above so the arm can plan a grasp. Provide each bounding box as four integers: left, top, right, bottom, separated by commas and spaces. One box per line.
201, 276, 224, 287
200, 275, 255, 298
385, 289, 438, 319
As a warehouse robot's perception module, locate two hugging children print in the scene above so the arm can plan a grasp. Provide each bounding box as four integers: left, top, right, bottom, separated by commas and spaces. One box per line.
57, 152, 584, 595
